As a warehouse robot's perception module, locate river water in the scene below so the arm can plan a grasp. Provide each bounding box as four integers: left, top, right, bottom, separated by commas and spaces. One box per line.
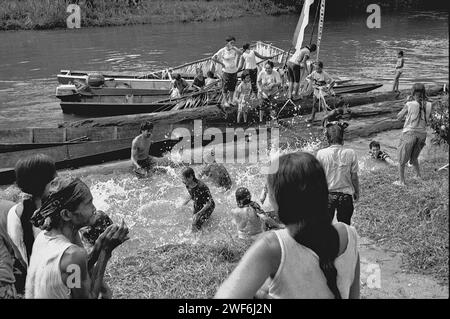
0, 10, 448, 129
0, 11, 448, 254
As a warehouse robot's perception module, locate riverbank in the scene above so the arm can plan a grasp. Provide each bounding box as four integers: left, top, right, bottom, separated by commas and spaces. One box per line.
0, 0, 295, 31
103, 157, 448, 298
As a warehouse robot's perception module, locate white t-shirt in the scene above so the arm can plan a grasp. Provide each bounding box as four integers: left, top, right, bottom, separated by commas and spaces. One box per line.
214, 47, 239, 74
288, 47, 311, 66
258, 69, 282, 96
242, 50, 258, 70
316, 145, 359, 196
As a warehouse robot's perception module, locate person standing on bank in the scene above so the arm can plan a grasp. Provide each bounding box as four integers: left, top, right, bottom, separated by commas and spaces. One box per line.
286, 43, 317, 99
394, 83, 432, 187
238, 43, 274, 94
212, 36, 242, 107
316, 123, 360, 225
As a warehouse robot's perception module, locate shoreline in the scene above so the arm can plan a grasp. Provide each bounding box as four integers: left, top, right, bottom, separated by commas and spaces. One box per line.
0, 0, 295, 32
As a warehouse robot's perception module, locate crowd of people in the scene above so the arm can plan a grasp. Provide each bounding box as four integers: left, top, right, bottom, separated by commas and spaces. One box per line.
170, 36, 331, 124
0, 27, 434, 299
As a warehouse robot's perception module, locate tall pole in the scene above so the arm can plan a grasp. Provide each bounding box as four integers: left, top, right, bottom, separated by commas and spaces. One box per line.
316, 0, 326, 60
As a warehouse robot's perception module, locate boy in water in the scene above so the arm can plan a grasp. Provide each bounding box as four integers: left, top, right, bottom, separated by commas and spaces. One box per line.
199, 148, 232, 191
231, 187, 281, 240
369, 141, 396, 166
392, 51, 404, 92
131, 121, 177, 177
181, 167, 215, 232
131, 121, 156, 177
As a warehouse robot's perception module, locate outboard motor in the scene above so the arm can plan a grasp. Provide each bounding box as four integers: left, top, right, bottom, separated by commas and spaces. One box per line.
87, 72, 105, 87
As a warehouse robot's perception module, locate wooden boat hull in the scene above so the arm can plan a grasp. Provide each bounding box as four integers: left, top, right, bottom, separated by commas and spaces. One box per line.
0, 122, 275, 185
60, 101, 177, 116
333, 83, 383, 94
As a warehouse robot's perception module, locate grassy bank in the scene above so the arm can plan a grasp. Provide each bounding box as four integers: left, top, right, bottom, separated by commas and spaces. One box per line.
353, 157, 449, 285
0, 0, 295, 31
105, 158, 448, 298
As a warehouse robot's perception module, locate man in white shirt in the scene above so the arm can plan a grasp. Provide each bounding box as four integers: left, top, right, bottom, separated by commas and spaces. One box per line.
316, 122, 359, 225
257, 60, 282, 122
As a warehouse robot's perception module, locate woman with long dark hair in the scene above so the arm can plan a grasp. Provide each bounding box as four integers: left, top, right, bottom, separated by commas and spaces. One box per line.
6, 155, 56, 265
215, 152, 360, 298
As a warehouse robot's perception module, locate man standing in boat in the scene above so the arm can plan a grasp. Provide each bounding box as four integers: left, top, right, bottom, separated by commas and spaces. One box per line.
212, 36, 242, 107
131, 121, 156, 177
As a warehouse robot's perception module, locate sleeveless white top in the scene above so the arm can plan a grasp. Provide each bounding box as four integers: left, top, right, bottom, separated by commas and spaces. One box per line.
25, 231, 76, 299
7, 203, 40, 266
266, 223, 358, 299
242, 50, 258, 70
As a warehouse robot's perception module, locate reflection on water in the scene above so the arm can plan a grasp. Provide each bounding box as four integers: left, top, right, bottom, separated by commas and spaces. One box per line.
0, 11, 447, 129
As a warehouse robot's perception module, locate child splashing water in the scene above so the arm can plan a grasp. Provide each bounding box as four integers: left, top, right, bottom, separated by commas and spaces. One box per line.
231, 187, 280, 241
215, 152, 360, 299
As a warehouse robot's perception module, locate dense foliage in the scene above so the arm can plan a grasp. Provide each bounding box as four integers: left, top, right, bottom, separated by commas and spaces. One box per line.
430, 95, 449, 145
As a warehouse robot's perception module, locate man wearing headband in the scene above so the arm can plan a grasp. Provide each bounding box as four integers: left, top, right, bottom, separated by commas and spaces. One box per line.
25, 177, 129, 299
316, 123, 360, 225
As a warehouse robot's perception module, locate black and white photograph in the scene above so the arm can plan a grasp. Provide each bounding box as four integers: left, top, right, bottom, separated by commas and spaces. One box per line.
0, 0, 448, 303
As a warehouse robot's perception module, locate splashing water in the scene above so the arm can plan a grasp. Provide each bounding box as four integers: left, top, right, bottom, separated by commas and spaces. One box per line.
77, 128, 436, 256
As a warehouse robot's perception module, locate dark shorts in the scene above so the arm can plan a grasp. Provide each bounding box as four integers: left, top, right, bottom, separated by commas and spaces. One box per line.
245, 68, 258, 93
192, 204, 215, 231
328, 192, 354, 225
398, 131, 426, 166
287, 62, 301, 83
222, 72, 237, 93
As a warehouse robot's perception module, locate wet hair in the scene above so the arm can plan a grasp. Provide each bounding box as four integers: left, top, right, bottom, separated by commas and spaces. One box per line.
241, 70, 250, 81
265, 60, 274, 69
207, 71, 214, 78
398, 50, 404, 56
15, 154, 56, 260
243, 43, 250, 51
235, 187, 251, 207
308, 43, 317, 52
182, 167, 197, 181
140, 121, 154, 132
225, 36, 236, 43
411, 83, 428, 125
316, 61, 324, 69
31, 177, 92, 231
267, 152, 342, 299
325, 123, 346, 145
369, 141, 380, 149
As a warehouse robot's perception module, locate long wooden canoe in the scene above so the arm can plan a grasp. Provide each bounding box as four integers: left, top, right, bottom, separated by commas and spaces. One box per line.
57, 42, 288, 86
0, 121, 275, 185
56, 81, 381, 117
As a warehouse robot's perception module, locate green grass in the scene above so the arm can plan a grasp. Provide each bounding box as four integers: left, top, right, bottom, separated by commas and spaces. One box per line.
353, 157, 449, 285
104, 158, 448, 298
106, 240, 252, 299
0, 0, 295, 31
